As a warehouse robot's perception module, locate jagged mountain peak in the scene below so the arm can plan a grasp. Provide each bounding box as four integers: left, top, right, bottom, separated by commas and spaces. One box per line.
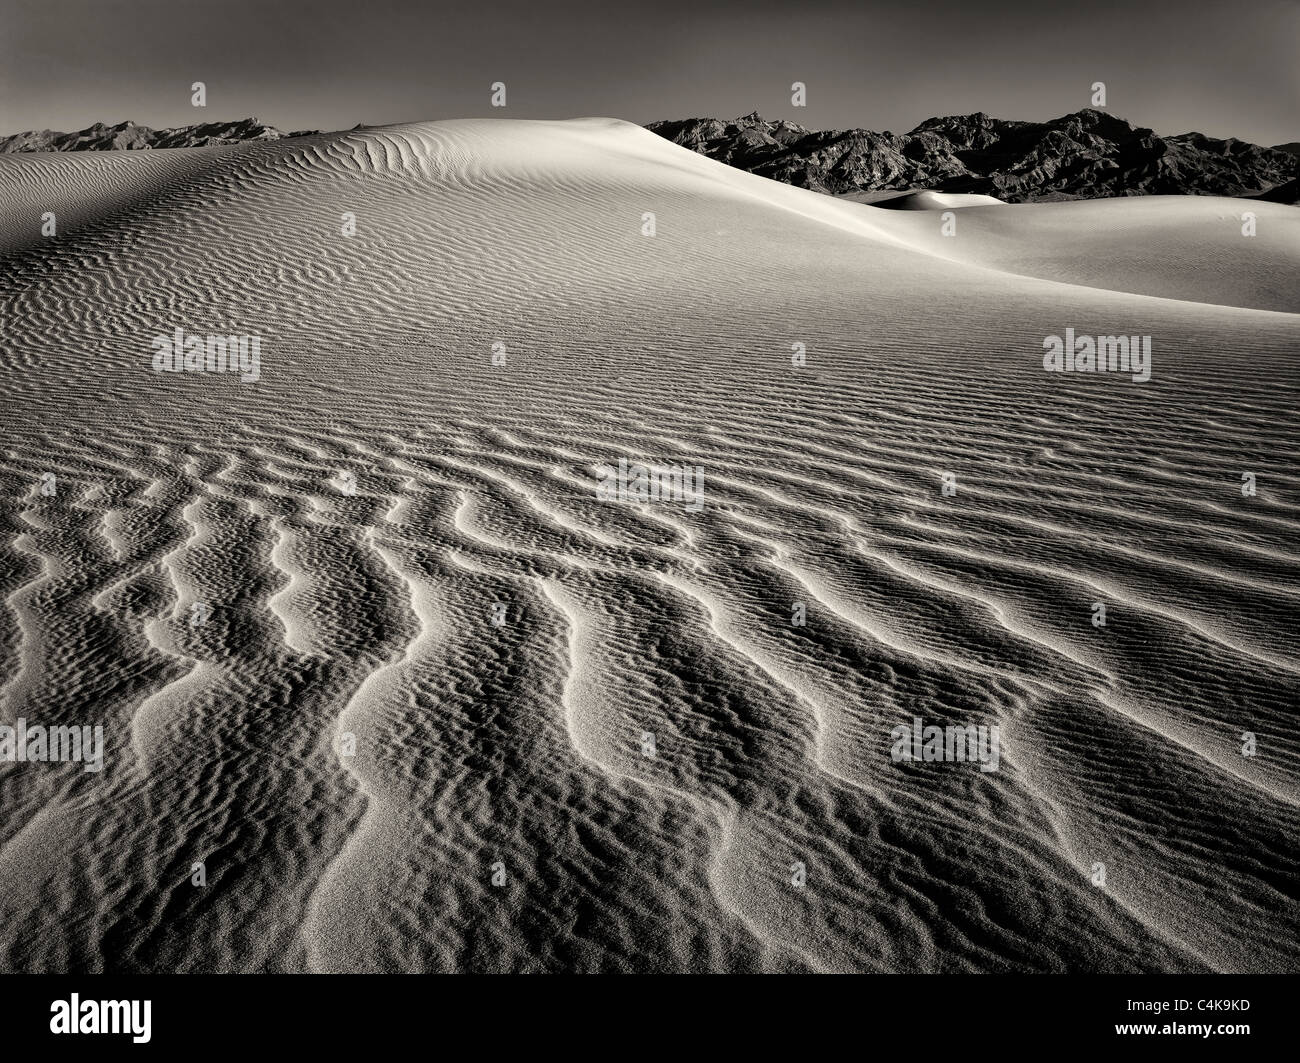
648, 110, 1298, 203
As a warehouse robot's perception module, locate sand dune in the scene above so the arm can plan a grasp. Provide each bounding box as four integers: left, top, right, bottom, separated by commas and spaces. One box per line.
0, 118, 1297, 972
864, 189, 1008, 210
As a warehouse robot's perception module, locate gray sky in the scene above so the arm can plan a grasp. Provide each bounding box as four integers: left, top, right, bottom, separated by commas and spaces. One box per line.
2, 0, 1296, 145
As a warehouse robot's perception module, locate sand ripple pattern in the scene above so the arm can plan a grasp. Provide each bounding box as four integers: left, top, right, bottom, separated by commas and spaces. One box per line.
0, 119, 1296, 972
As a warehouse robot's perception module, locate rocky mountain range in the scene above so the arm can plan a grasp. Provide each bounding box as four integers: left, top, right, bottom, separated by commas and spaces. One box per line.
647, 109, 1299, 203
0, 118, 318, 152
3, 110, 1296, 203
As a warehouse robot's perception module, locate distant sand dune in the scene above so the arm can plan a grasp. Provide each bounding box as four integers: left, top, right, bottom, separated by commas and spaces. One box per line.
0, 119, 1296, 972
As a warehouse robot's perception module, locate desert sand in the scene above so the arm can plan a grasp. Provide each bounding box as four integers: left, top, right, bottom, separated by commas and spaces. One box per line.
0, 118, 1296, 972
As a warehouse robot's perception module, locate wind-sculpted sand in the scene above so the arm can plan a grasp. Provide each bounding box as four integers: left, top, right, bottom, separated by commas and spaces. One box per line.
0, 119, 1296, 972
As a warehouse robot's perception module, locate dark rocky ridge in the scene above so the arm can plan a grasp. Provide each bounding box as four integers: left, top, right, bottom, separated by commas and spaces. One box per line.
647, 109, 1299, 203
3, 111, 1295, 203
0, 118, 319, 152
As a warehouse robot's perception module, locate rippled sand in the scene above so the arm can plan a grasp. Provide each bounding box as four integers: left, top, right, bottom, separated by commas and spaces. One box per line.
0, 119, 1297, 972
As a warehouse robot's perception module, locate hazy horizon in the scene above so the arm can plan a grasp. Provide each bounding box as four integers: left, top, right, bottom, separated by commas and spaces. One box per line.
2, 0, 1296, 146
